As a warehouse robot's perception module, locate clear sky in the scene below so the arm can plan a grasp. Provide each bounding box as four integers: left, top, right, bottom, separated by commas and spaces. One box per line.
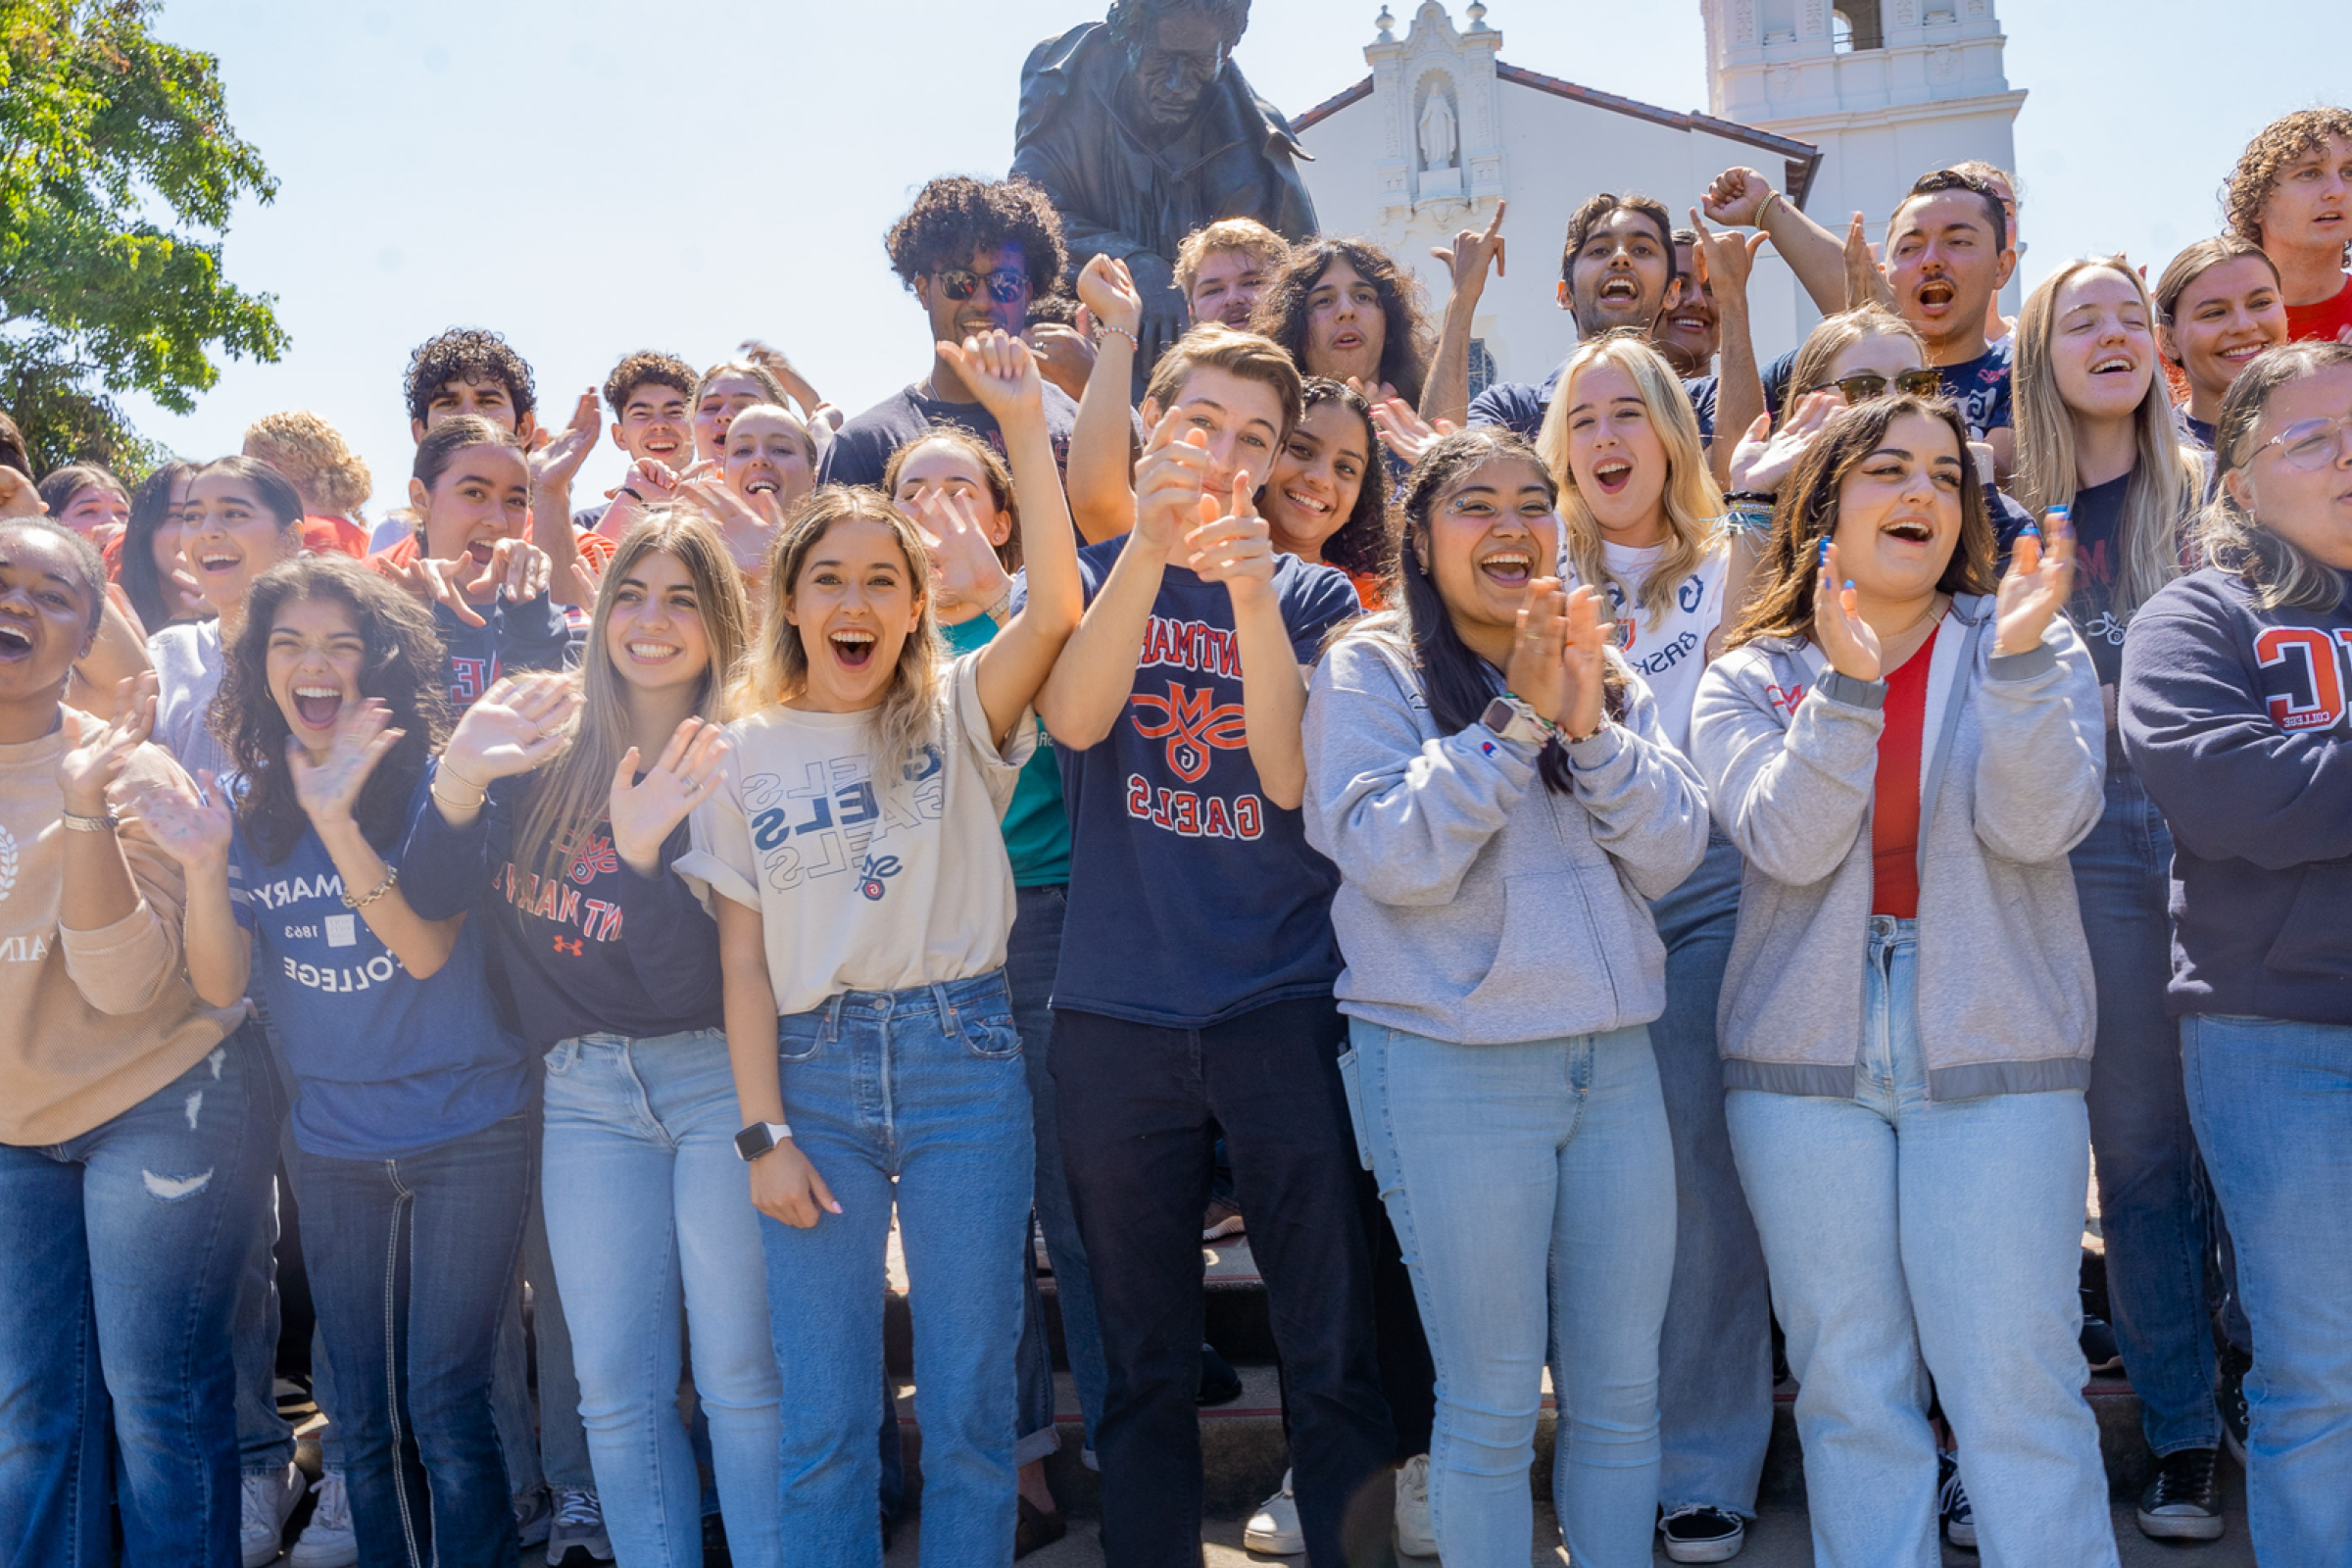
119, 0, 2339, 512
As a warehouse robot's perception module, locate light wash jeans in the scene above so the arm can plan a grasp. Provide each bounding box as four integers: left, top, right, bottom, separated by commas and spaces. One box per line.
2180, 1012, 2352, 1564
1727, 917, 2117, 1568
1344, 1017, 1675, 1568
541, 1029, 782, 1568
761, 971, 1034, 1568
1647, 830, 1774, 1517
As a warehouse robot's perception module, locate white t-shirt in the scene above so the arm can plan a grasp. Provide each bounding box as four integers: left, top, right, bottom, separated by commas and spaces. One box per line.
1573, 540, 1728, 755
149, 619, 231, 782
677, 652, 1035, 1017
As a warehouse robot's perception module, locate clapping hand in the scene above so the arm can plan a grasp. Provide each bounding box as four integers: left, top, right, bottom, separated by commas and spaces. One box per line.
1810, 538, 1883, 682
1843, 213, 1895, 312
132, 766, 233, 871
1555, 584, 1614, 739
287, 699, 403, 827
57, 672, 159, 816
1993, 515, 2078, 658
608, 716, 730, 876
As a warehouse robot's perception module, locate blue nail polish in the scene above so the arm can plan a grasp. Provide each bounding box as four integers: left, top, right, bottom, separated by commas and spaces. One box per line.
1843, 579, 1855, 591
1818, 538, 1832, 564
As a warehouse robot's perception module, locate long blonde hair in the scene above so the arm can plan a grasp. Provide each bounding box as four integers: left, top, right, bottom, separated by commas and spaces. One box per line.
515, 510, 750, 891
2012, 257, 2200, 619
1536, 332, 1723, 630
743, 486, 946, 773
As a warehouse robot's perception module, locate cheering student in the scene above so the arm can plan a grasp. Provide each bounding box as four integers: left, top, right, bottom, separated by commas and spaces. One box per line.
1530, 335, 1767, 1563
0, 520, 260, 1568
1176, 218, 1293, 329
570, 351, 699, 533
819, 176, 1081, 491
140, 555, 536, 1568
700, 403, 821, 582
1689, 394, 2115, 1567
116, 463, 206, 634
399, 514, 782, 1568
2012, 258, 2221, 1542
1250, 237, 1435, 413
2155, 238, 2288, 451
1032, 324, 1396, 1568
2225, 108, 2352, 344
882, 343, 1104, 1553
1303, 428, 1706, 1566
1263, 379, 1395, 608
690, 360, 795, 469
683, 328, 1084, 1568
2120, 339, 2352, 1567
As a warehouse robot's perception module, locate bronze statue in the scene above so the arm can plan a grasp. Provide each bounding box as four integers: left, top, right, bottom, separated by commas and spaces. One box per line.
1011, 0, 1318, 377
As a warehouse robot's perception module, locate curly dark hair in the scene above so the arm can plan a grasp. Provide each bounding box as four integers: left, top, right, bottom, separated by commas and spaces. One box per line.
2224, 107, 2352, 262
1727, 393, 1996, 652
602, 350, 697, 418
403, 327, 538, 428
1292, 378, 1394, 580
1250, 238, 1434, 407
1106, 0, 1249, 49
884, 176, 1068, 294
1560, 192, 1680, 291
214, 555, 452, 866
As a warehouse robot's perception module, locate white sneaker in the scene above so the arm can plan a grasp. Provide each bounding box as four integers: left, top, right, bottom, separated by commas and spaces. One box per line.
239, 1463, 302, 1567
1393, 1453, 1436, 1557
546, 1486, 612, 1564
1244, 1468, 1306, 1555
514, 1489, 554, 1548
287, 1473, 359, 1568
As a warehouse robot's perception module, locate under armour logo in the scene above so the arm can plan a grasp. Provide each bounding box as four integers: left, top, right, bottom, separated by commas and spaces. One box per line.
552, 935, 583, 957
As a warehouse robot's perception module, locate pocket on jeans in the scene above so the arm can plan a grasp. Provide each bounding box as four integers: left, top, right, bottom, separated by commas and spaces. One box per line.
776, 1018, 826, 1065
961, 1006, 1024, 1061
1336, 1045, 1375, 1172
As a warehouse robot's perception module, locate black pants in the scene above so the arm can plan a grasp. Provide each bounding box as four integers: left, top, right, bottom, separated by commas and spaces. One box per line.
1054, 996, 1396, 1568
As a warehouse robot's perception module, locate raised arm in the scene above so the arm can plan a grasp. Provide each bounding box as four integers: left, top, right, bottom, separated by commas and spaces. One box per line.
289, 699, 466, 978
527, 389, 602, 608
1035, 412, 1198, 749
128, 759, 249, 1012
1186, 470, 1309, 808
1691, 211, 1769, 493
1421, 202, 1507, 428
1066, 255, 1145, 544
936, 331, 1089, 741
1702, 166, 1851, 318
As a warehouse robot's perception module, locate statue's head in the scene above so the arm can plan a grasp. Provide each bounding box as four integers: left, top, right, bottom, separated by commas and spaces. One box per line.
1107, 0, 1249, 130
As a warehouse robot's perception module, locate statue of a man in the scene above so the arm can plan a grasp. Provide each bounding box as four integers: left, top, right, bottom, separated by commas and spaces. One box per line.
1012, 0, 1318, 377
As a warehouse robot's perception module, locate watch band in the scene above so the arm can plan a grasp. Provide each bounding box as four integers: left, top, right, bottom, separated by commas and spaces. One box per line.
734, 1120, 794, 1162
1817, 668, 1888, 710
1480, 694, 1555, 747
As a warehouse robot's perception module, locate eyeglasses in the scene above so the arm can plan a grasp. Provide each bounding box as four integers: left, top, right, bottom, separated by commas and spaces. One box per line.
2259, 413, 2352, 471
1832, 369, 1945, 402
934, 268, 1031, 305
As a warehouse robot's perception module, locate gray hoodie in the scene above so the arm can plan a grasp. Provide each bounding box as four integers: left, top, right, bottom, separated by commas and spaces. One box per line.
1302, 621, 1710, 1046
1687, 593, 2105, 1101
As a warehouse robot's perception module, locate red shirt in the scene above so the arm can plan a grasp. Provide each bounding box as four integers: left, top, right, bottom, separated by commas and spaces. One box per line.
1871, 627, 1939, 920
2285, 272, 2352, 345
301, 514, 369, 560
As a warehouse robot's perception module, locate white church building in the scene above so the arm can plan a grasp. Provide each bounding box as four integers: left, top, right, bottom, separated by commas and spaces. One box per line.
1290, 0, 2024, 396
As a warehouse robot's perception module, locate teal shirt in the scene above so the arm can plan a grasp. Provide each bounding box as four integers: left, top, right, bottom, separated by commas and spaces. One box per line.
942, 614, 1071, 886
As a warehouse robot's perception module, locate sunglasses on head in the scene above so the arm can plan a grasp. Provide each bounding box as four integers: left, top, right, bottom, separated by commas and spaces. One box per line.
1834, 369, 1944, 402
934, 268, 1031, 305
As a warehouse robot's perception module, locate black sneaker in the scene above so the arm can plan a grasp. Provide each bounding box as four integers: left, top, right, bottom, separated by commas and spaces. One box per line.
1197, 1343, 1242, 1406
2218, 1345, 2251, 1466
2080, 1314, 2124, 1375
1938, 1451, 1978, 1551
1658, 1503, 1746, 1563
2136, 1446, 2226, 1541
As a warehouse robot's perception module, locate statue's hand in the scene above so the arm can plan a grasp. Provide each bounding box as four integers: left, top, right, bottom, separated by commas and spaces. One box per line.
1122, 252, 1189, 363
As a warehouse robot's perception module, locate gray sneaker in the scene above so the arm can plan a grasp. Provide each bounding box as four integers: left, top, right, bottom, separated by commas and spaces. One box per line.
547, 1487, 612, 1564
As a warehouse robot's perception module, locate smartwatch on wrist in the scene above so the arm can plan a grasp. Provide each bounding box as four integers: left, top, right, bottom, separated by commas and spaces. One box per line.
1479, 693, 1555, 746
734, 1121, 794, 1162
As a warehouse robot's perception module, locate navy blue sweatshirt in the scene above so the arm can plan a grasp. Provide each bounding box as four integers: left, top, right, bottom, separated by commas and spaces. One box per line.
430, 593, 580, 713
401, 765, 726, 1049
2119, 566, 2352, 1025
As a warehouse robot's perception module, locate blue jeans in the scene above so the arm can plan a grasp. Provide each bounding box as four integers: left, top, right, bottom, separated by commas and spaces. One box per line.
541, 1028, 782, 1568
1007, 884, 1107, 1465
762, 971, 1034, 1568
0, 1026, 269, 1568
230, 1030, 299, 1476
1647, 830, 1774, 1516
290, 1112, 532, 1568
2070, 769, 2218, 1453
493, 1085, 592, 1504
1345, 1018, 1674, 1568
2181, 1013, 2352, 1563
1727, 919, 2116, 1568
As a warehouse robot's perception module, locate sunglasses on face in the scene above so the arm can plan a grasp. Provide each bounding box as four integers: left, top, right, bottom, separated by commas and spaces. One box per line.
934, 268, 1031, 305
2261, 413, 2352, 471
1833, 369, 1945, 402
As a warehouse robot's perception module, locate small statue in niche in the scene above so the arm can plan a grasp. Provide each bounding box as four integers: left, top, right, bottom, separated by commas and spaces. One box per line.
1418, 89, 1457, 172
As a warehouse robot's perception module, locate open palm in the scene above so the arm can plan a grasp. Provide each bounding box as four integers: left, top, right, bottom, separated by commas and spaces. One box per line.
288, 700, 401, 825
609, 718, 730, 875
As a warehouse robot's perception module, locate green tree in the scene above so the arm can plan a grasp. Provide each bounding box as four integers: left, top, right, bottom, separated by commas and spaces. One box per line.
0, 0, 286, 478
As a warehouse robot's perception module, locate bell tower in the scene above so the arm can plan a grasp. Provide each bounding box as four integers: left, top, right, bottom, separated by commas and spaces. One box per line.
1699, 0, 2027, 302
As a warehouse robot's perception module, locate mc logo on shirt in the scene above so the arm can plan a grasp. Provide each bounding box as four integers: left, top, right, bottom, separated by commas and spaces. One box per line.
2253, 626, 2352, 733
